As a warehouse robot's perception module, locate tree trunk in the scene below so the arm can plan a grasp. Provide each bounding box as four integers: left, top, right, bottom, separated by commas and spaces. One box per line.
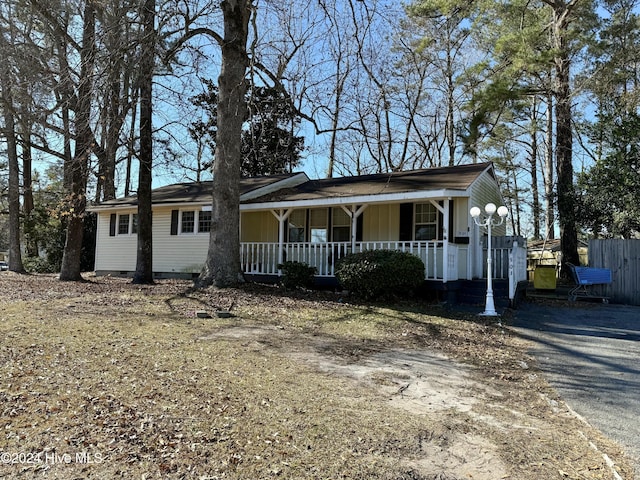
545, 89, 555, 240
197, 0, 252, 288
530, 97, 541, 240
327, 66, 345, 178
60, 1, 96, 281
553, 12, 580, 272
21, 127, 38, 257
124, 87, 139, 197
446, 37, 456, 167
133, 0, 155, 285
1, 78, 25, 273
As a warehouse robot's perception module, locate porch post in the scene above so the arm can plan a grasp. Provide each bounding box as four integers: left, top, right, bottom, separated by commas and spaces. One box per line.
429, 199, 450, 283
443, 198, 450, 283
271, 209, 292, 270
342, 204, 368, 251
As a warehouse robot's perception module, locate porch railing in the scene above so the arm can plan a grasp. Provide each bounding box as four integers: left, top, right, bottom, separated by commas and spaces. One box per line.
240, 241, 459, 281
482, 241, 528, 281
481, 239, 528, 301
240, 238, 527, 300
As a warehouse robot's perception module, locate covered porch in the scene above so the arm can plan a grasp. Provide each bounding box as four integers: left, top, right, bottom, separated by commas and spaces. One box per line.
240, 240, 464, 282
240, 195, 465, 284
236, 163, 527, 303
240, 236, 527, 292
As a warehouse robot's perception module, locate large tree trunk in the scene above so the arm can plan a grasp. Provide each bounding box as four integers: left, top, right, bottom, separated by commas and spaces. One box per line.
553, 11, 580, 273
197, 0, 252, 288
133, 0, 155, 285
0, 16, 24, 273
60, 1, 96, 281
1, 80, 25, 273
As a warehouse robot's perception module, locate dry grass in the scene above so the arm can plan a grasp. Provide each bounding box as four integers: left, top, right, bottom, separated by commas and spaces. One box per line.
0, 273, 634, 479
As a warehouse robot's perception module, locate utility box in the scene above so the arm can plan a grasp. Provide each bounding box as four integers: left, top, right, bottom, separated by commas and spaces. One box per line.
534, 265, 557, 290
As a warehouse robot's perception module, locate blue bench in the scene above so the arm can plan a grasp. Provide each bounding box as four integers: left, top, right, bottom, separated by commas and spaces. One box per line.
567, 263, 612, 303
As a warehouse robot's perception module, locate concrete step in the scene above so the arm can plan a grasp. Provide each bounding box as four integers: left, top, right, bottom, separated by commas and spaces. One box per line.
525, 282, 574, 301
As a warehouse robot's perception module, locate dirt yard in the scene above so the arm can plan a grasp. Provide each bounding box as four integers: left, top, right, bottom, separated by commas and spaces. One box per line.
0, 273, 634, 479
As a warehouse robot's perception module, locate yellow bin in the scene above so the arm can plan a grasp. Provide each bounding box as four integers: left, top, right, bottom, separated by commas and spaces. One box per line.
534, 265, 557, 290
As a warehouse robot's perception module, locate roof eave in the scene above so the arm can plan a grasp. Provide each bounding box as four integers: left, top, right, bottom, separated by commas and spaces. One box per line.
87, 200, 212, 212
240, 188, 470, 211
241, 172, 310, 201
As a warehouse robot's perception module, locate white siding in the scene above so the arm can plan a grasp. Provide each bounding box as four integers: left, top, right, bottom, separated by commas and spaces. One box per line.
468, 170, 507, 278
94, 211, 137, 272
469, 171, 507, 236
453, 198, 470, 239
152, 207, 209, 273
95, 207, 210, 274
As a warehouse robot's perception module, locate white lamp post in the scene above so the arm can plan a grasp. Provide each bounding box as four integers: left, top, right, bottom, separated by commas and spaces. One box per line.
470, 203, 509, 316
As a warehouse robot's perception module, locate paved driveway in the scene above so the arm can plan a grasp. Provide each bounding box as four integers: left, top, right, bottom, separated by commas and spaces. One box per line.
512, 301, 640, 478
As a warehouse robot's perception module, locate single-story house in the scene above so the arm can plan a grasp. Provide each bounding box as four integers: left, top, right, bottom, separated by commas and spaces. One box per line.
90, 162, 526, 293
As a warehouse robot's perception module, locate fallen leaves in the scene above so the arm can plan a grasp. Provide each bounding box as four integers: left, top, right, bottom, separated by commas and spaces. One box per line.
0, 273, 634, 479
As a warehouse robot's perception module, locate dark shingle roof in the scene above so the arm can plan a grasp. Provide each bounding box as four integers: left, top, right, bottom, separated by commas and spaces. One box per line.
245, 162, 493, 203
92, 163, 493, 210
94, 172, 302, 208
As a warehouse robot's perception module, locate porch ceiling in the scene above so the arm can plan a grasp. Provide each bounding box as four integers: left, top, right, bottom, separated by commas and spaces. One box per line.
240, 188, 469, 211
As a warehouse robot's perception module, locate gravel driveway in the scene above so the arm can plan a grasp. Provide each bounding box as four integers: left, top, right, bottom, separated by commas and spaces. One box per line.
512, 301, 640, 479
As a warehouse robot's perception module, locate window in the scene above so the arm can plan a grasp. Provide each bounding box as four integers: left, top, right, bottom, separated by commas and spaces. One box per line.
414, 203, 438, 240
288, 210, 306, 242
181, 210, 195, 233
118, 214, 130, 235
310, 209, 328, 243
332, 208, 351, 242
113, 213, 137, 235
199, 211, 212, 232
286, 208, 359, 243
173, 209, 212, 235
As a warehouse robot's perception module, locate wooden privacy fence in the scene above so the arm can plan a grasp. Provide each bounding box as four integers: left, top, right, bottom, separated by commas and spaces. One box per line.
589, 239, 640, 306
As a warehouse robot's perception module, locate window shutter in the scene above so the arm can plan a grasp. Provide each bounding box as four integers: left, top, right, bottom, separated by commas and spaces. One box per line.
109, 214, 116, 236
356, 213, 364, 242
170, 210, 179, 235
399, 203, 413, 241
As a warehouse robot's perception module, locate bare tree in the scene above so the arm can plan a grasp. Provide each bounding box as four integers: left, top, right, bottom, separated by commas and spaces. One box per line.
59, 0, 97, 281
197, 0, 252, 288
0, 52, 25, 273
544, 0, 583, 270
94, 0, 140, 202
132, 0, 155, 284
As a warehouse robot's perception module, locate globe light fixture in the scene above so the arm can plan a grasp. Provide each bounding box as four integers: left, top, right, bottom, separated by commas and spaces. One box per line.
470, 203, 509, 316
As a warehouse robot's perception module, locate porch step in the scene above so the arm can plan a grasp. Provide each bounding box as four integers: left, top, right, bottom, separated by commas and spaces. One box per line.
524, 282, 574, 301
456, 279, 510, 308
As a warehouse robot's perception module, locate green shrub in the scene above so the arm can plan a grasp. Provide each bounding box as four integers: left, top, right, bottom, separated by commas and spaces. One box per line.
278, 261, 317, 289
23, 256, 59, 274
335, 250, 425, 300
